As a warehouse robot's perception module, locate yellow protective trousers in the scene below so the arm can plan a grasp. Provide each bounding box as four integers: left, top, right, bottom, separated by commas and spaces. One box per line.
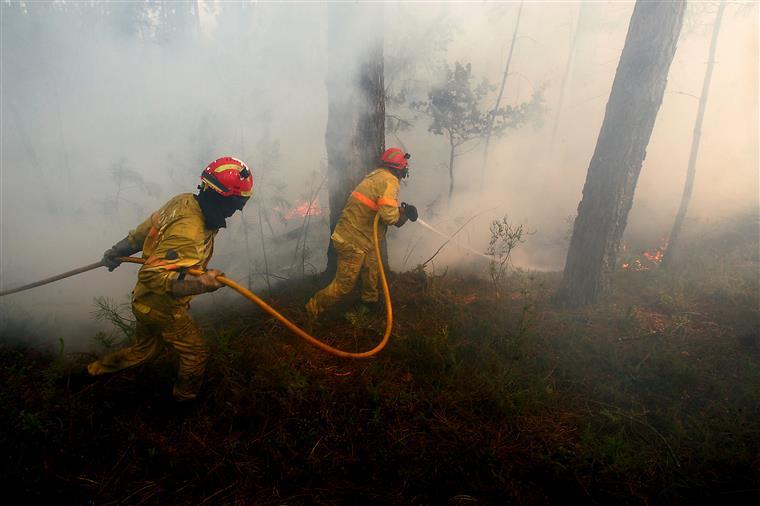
87, 304, 209, 401
306, 237, 380, 318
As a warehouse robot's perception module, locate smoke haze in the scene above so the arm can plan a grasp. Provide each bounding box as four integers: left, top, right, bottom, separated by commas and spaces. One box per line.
1, 1, 757, 349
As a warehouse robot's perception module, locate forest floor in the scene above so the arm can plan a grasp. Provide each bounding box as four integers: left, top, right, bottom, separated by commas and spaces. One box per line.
1, 215, 759, 504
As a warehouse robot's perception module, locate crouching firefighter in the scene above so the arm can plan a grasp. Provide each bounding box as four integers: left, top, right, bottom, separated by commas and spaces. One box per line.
87, 157, 253, 402
306, 148, 418, 319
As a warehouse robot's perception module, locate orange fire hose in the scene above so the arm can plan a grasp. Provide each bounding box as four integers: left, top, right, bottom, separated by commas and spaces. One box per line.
0, 214, 392, 359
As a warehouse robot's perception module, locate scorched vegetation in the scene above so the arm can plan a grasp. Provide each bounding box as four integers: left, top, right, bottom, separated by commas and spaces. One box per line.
1, 215, 758, 504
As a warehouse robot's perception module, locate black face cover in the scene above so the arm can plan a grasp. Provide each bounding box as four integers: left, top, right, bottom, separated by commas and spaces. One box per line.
196, 190, 248, 230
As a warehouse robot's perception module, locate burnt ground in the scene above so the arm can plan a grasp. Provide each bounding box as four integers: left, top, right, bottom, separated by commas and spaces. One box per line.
1, 220, 758, 504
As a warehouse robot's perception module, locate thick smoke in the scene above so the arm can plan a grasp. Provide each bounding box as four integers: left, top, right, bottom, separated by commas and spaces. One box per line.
1, 1, 757, 349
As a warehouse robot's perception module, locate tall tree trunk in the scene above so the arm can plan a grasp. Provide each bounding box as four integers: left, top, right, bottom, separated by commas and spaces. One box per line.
239, 211, 254, 291
325, 3, 385, 276
480, 1, 523, 194
556, 0, 686, 307
448, 139, 456, 204
550, 2, 590, 145
663, 0, 726, 268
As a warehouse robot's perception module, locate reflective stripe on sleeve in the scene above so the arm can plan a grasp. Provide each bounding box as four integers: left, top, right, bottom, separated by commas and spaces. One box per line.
377, 197, 398, 207
351, 191, 379, 211
145, 256, 182, 270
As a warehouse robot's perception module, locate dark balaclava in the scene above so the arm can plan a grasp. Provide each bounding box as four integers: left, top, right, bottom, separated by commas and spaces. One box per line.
196, 189, 248, 230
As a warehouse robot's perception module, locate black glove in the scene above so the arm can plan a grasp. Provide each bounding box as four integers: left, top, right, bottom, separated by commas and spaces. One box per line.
102, 237, 140, 272
401, 203, 418, 222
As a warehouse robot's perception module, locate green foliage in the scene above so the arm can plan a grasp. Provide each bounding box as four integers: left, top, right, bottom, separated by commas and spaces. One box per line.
42, 337, 69, 385
283, 369, 309, 398
486, 215, 528, 299
414, 62, 487, 144
413, 61, 543, 148
412, 61, 543, 200
91, 296, 135, 349
344, 305, 372, 329
18, 410, 45, 435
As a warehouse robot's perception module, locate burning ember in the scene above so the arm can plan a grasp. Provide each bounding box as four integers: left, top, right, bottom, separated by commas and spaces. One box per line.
621, 239, 668, 271
282, 199, 323, 220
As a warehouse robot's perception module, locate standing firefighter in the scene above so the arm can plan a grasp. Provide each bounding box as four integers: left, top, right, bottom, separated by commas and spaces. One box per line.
87, 157, 253, 402
306, 148, 418, 319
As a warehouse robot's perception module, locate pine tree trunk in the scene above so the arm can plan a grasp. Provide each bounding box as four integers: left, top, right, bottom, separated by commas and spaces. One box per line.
480, 1, 523, 194
325, 3, 385, 276
663, 0, 726, 268
556, 0, 686, 306
550, 2, 590, 145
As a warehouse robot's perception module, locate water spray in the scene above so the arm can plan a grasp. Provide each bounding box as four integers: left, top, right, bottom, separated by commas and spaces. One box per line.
415, 218, 498, 262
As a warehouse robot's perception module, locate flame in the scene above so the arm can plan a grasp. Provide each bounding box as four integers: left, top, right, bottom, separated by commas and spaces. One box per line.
283, 199, 322, 220
621, 238, 668, 271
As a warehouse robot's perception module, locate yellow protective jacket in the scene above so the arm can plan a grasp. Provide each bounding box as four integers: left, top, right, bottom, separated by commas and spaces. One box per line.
332, 168, 401, 252
125, 193, 216, 317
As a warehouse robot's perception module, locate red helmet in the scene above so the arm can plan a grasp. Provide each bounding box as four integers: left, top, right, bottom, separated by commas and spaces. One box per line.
200, 157, 254, 198
380, 148, 410, 171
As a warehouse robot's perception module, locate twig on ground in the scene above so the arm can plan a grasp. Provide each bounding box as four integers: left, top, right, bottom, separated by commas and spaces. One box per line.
422, 208, 495, 267
589, 399, 681, 468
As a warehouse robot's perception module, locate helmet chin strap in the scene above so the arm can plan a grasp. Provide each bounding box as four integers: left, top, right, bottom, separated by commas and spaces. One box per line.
380, 163, 408, 180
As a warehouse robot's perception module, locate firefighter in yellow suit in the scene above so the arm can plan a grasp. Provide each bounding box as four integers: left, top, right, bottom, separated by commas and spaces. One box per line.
87, 157, 253, 402
306, 148, 417, 319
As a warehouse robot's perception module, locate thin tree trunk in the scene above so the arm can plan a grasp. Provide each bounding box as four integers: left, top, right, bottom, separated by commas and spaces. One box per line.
480, 1, 523, 194
556, 0, 686, 307
240, 211, 254, 291
663, 0, 726, 268
448, 139, 456, 204
550, 2, 590, 145
239, 132, 258, 292
255, 201, 272, 295
325, 2, 385, 277
291, 175, 326, 279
